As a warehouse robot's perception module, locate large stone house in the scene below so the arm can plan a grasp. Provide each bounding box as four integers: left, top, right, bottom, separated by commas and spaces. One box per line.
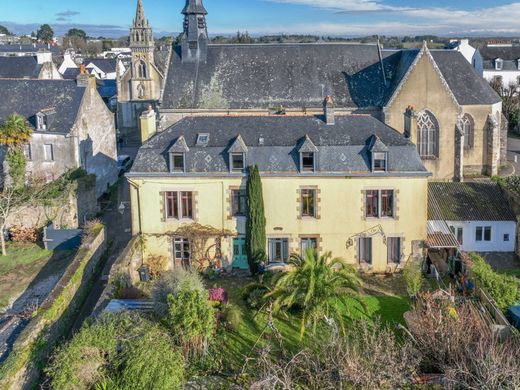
478, 43, 520, 86
128, 106, 429, 273
0, 74, 118, 197
120, 0, 504, 181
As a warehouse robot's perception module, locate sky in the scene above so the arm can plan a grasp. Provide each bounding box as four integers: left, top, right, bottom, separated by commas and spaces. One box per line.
2, 0, 520, 38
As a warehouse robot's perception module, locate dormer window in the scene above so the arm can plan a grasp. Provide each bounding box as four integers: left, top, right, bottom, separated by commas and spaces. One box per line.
301, 152, 315, 172
196, 133, 210, 146
171, 153, 185, 173
495, 58, 503, 71
373, 152, 387, 172
36, 113, 47, 130
230, 153, 245, 172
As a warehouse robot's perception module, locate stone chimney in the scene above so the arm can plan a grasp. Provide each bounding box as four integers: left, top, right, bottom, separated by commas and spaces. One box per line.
140, 105, 157, 143
36, 49, 52, 64
323, 96, 335, 125
76, 64, 90, 87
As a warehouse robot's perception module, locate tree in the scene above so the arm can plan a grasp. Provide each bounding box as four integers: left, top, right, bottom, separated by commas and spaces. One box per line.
245, 165, 266, 275
0, 25, 11, 35
402, 260, 423, 298
66, 28, 87, 40
489, 76, 520, 131
267, 249, 363, 338
36, 24, 54, 43
0, 113, 33, 147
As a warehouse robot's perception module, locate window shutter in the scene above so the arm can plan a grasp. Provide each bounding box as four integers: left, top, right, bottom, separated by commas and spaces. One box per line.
159, 192, 165, 222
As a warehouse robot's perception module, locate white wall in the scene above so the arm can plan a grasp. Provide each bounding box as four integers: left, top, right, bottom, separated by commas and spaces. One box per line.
447, 220, 517, 252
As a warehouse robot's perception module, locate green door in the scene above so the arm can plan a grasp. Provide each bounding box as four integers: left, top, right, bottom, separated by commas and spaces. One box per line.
232, 237, 248, 269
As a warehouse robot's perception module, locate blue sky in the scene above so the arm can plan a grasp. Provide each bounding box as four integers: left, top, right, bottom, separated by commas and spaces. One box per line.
2, 0, 520, 37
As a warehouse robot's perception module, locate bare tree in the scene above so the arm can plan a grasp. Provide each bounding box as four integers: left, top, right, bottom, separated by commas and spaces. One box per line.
0, 181, 31, 256
489, 76, 520, 131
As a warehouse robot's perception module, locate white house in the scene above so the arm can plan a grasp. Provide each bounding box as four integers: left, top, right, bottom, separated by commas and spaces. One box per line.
428, 182, 517, 253
479, 43, 520, 86
448, 39, 484, 76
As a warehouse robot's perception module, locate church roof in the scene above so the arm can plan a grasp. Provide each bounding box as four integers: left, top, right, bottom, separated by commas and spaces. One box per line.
0, 56, 41, 79
182, 0, 207, 14
161, 44, 500, 111
0, 79, 85, 133
130, 114, 428, 176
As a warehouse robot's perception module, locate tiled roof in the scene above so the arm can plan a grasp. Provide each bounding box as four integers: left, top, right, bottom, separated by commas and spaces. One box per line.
0, 56, 41, 78
427, 220, 460, 249
428, 182, 516, 222
84, 58, 117, 74
0, 79, 85, 133
130, 114, 428, 176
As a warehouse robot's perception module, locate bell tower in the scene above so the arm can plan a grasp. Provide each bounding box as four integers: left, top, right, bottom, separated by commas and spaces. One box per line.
130, 0, 155, 99
181, 0, 209, 63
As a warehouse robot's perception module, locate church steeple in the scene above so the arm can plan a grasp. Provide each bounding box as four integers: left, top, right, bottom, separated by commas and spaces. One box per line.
131, 0, 153, 47
181, 0, 209, 63
133, 0, 148, 28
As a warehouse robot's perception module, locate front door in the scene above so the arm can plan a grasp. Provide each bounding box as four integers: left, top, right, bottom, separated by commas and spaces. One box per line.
232, 237, 248, 269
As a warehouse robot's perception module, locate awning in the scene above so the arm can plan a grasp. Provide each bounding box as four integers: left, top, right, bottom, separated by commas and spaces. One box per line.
427, 220, 460, 249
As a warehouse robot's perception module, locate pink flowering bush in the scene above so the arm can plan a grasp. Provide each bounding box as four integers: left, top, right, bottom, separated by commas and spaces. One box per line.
208, 288, 228, 304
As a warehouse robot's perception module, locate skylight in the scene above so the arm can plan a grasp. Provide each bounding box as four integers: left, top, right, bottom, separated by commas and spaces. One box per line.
196, 133, 210, 146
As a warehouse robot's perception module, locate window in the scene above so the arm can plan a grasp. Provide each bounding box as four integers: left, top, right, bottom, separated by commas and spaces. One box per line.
476, 226, 491, 242
36, 114, 47, 130
196, 133, 210, 146
301, 152, 315, 172
173, 238, 191, 269
504, 234, 510, 242
495, 58, 503, 71
164, 191, 193, 220
366, 190, 394, 219
387, 237, 401, 264
23, 144, 32, 160
269, 238, 289, 263
301, 188, 316, 217
171, 153, 185, 173
461, 114, 474, 149
44, 144, 54, 161
137, 60, 147, 78
231, 189, 246, 216
373, 152, 387, 172
359, 237, 372, 264
300, 237, 318, 254
230, 153, 245, 172
366, 190, 379, 218
416, 111, 438, 158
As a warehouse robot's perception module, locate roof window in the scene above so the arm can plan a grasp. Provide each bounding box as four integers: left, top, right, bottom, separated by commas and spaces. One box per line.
196, 133, 210, 146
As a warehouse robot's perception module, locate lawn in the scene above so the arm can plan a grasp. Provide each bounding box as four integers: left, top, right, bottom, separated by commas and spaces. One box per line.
0, 242, 73, 310
207, 273, 410, 370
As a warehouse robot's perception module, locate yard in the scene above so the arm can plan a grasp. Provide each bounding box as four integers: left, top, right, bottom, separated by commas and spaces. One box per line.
206, 273, 411, 370
0, 242, 74, 311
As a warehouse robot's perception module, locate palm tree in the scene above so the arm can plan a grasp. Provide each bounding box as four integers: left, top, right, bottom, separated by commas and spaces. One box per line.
267, 249, 363, 339
0, 113, 33, 147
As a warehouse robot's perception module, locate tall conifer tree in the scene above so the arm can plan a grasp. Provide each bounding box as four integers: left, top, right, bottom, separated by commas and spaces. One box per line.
246, 165, 266, 275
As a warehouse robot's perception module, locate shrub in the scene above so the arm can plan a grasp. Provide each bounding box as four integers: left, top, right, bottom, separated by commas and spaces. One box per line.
47, 312, 185, 390
151, 269, 205, 316
241, 283, 269, 310
165, 282, 216, 357
403, 260, 423, 297
221, 303, 243, 331
111, 271, 132, 299
208, 287, 228, 304
144, 255, 168, 278
470, 253, 519, 310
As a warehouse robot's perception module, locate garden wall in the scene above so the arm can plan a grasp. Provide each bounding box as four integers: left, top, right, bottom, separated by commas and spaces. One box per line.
0, 225, 106, 390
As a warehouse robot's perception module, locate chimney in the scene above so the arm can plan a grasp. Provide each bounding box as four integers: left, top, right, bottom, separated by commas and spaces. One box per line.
323, 96, 335, 125
36, 49, 52, 64
76, 64, 89, 87
140, 105, 157, 143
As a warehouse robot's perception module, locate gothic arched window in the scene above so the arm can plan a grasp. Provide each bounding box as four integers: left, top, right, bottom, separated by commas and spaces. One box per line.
461, 114, 474, 149
136, 60, 147, 79
416, 110, 439, 158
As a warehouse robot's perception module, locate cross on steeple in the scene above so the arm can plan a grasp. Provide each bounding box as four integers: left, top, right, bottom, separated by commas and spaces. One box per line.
181, 0, 209, 63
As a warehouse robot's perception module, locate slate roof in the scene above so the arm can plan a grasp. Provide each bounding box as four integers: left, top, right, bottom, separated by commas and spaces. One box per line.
0, 56, 41, 78
130, 114, 428, 176
84, 58, 117, 74
428, 182, 516, 222
0, 44, 60, 55
0, 79, 86, 133
62, 67, 80, 80
479, 45, 520, 61
161, 44, 500, 110
162, 43, 389, 110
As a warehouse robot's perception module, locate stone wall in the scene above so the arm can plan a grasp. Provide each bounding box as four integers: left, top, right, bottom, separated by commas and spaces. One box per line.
0, 225, 106, 390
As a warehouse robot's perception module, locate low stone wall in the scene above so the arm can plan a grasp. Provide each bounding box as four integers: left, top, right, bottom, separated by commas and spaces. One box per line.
0, 226, 106, 390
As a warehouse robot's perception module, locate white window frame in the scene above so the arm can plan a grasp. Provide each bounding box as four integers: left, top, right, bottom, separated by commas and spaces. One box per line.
230, 152, 245, 172
170, 153, 185, 173
43, 144, 54, 161
300, 152, 315, 172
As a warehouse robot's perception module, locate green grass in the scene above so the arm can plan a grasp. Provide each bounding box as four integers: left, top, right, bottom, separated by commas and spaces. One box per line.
499, 269, 520, 278
0, 242, 52, 276
208, 275, 410, 369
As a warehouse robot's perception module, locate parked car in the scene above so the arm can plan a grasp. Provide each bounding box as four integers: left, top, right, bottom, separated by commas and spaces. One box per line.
117, 155, 133, 175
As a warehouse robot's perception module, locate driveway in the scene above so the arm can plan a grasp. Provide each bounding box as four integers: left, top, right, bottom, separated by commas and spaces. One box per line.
507, 136, 520, 176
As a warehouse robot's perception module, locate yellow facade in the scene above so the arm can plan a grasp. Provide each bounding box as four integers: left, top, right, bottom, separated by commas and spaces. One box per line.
129, 175, 428, 273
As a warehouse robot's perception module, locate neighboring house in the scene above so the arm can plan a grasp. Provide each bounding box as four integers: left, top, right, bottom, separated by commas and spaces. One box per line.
428, 182, 517, 253
119, 0, 504, 182
479, 44, 520, 86
0, 51, 61, 79
84, 58, 120, 80
127, 103, 429, 273
58, 52, 77, 74
0, 75, 118, 197
0, 43, 60, 57
447, 39, 483, 75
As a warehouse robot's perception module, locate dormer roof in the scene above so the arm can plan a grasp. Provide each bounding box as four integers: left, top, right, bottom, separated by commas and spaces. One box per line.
228, 134, 248, 153
368, 135, 388, 153
298, 135, 318, 153
168, 135, 190, 153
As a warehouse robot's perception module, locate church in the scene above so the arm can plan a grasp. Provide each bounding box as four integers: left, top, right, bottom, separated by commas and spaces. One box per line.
119, 0, 505, 181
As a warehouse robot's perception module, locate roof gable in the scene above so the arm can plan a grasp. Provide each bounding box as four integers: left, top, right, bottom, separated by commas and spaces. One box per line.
298, 135, 318, 153
368, 135, 388, 152
168, 135, 190, 153
228, 134, 248, 153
